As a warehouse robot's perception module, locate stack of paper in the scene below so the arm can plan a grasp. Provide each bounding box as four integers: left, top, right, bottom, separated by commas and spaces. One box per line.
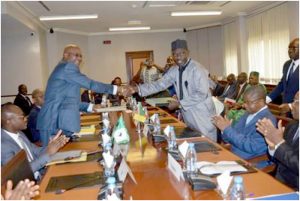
197, 161, 247, 175
46, 150, 87, 166
79, 125, 96, 136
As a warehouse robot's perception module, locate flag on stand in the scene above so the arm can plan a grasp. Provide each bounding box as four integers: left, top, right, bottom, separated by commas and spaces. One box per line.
112, 115, 130, 144
133, 102, 146, 123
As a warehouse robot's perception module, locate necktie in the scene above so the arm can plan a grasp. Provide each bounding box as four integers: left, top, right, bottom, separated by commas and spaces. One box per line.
292, 128, 299, 143
18, 135, 34, 162
287, 62, 295, 82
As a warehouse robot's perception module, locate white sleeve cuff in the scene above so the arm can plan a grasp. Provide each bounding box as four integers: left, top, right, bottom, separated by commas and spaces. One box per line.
288, 103, 292, 109
266, 96, 272, 104
113, 85, 118, 95
87, 103, 94, 112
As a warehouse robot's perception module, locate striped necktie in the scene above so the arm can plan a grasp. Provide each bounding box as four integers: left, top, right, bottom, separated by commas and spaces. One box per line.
18, 135, 34, 162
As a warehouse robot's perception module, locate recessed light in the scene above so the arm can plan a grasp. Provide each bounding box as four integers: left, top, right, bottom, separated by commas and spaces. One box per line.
39, 14, 98, 21
171, 11, 222, 16
109, 27, 151, 31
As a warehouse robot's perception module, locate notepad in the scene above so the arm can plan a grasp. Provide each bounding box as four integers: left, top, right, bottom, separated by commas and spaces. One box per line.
79, 125, 96, 135
95, 105, 126, 113
45, 171, 104, 192
197, 161, 247, 176
46, 150, 87, 166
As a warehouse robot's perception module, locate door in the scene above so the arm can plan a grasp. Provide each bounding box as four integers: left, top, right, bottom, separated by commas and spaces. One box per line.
125, 51, 154, 82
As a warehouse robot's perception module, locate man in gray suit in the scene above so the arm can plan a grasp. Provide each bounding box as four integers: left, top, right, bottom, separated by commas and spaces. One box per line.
1, 104, 69, 175
217, 73, 237, 102
130, 39, 217, 141
37, 44, 130, 146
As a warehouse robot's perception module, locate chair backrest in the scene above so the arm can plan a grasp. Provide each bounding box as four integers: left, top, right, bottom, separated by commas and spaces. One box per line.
1, 150, 35, 193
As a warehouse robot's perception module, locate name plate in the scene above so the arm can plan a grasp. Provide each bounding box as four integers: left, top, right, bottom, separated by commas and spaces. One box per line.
167, 153, 184, 181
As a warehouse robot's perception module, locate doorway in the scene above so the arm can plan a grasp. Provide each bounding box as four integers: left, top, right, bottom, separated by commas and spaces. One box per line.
125, 51, 154, 82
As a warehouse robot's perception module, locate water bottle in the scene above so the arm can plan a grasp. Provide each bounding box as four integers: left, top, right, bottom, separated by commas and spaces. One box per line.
105, 177, 120, 199
230, 176, 245, 200
185, 143, 197, 175
154, 114, 161, 135
168, 126, 177, 150
102, 112, 110, 132
101, 94, 107, 107
103, 145, 115, 177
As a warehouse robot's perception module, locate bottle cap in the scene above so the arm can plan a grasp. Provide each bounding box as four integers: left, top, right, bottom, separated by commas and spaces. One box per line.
234, 176, 243, 183
106, 177, 116, 184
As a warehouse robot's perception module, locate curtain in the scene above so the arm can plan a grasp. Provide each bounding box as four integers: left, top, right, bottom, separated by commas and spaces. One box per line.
223, 21, 238, 76
247, 3, 289, 82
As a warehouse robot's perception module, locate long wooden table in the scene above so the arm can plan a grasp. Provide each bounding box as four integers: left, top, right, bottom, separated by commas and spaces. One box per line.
36, 107, 294, 200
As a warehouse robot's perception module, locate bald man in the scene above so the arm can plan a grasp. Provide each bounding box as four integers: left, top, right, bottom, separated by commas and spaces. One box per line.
1, 104, 69, 175
212, 86, 276, 159
37, 44, 130, 146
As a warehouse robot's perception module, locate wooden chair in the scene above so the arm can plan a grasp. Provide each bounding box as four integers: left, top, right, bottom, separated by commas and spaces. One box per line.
246, 154, 276, 174
1, 150, 35, 193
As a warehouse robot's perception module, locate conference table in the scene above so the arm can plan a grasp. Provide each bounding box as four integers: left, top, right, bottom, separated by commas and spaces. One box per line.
36, 106, 294, 200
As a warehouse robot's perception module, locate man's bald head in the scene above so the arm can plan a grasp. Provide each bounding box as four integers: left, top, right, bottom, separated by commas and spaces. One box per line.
1, 104, 27, 133
244, 85, 266, 101
62, 44, 82, 66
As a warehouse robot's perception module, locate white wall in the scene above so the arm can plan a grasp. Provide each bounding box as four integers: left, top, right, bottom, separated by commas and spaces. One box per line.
186, 26, 223, 76
87, 31, 185, 83
1, 15, 43, 98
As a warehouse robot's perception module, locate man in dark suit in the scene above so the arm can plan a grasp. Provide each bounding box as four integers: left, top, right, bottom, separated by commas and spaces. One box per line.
212, 86, 276, 159
257, 91, 299, 190
28, 89, 44, 143
217, 73, 237, 102
37, 44, 131, 146
81, 90, 102, 104
267, 38, 299, 114
1, 104, 69, 176
14, 84, 32, 116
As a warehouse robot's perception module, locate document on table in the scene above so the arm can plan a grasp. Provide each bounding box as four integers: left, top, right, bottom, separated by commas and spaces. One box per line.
46, 150, 87, 166
197, 161, 247, 175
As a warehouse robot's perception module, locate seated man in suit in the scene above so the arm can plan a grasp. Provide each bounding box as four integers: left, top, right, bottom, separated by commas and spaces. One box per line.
1, 104, 69, 177
14, 84, 33, 116
212, 86, 276, 159
257, 91, 299, 190
81, 90, 102, 104
267, 38, 299, 116
217, 73, 237, 102
28, 89, 44, 144
108, 77, 124, 106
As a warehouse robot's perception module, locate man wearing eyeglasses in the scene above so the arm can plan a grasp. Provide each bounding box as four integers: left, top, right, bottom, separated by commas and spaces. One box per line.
257, 91, 299, 190
267, 38, 299, 115
212, 86, 276, 160
37, 44, 131, 147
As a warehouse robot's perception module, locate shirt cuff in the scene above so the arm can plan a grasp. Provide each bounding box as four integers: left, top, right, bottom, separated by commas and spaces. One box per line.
288, 103, 292, 109
268, 139, 285, 156
266, 96, 272, 103
87, 103, 94, 112
113, 85, 118, 95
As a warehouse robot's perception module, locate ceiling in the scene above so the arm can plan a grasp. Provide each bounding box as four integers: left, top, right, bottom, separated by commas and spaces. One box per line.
18, 1, 276, 34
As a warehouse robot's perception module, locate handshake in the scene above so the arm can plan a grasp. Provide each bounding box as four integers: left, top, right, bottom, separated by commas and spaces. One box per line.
117, 85, 138, 97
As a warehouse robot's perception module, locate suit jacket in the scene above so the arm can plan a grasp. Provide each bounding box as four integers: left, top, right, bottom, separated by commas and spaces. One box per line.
14, 93, 32, 115
138, 59, 217, 142
235, 83, 249, 101
223, 107, 276, 159
37, 61, 114, 144
81, 90, 102, 104
28, 105, 41, 142
274, 121, 299, 190
1, 129, 50, 172
269, 60, 299, 103
219, 81, 237, 101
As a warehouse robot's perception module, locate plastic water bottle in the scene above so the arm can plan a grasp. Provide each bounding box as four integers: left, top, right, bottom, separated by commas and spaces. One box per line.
101, 94, 107, 107
168, 126, 177, 150
105, 177, 120, 199
154, 114, 161, 135
185, 143, 197, 174
230, 176, 245, 200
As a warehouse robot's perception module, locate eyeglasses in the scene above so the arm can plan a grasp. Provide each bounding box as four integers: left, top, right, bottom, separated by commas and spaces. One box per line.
15, 115, 27, 120
68, 52, 82, 58
244, 98, 262, 105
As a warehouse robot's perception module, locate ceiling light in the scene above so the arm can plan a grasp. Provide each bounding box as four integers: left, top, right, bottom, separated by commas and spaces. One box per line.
171, 11, 222, 16
149, 4, 177, 7
39, 14, 98, 21
109, 27, 151, 31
